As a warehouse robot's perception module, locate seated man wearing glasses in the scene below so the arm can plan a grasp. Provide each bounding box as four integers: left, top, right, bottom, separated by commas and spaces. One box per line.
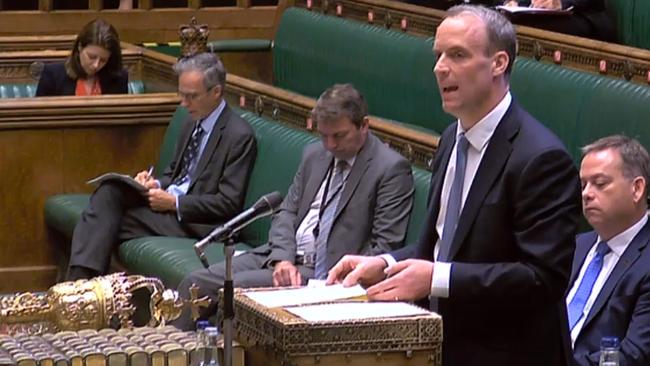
65, 52, 257, 281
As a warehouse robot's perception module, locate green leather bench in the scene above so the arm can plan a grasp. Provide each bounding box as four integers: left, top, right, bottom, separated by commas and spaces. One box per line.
44, 106, 431, 288
0, 80, 145, 98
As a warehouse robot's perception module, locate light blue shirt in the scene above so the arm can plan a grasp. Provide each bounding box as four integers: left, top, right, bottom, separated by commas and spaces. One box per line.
166, 99, 225, 220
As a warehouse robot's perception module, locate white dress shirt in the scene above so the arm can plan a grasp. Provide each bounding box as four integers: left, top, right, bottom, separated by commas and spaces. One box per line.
566, 214, 647, 346
295, 156, 356, 256
382, 92, 511, 298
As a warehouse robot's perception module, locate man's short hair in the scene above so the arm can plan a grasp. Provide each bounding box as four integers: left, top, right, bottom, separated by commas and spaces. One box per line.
173, 52, 226, 90
311, 84, 368, 128
446, 5, 517, 76
582, 135, 650, 190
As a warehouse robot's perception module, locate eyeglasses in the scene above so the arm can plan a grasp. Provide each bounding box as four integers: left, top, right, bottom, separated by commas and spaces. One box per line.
178, 86, 217, 102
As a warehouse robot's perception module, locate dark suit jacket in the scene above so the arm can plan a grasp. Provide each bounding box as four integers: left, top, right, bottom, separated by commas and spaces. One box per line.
35, 62, 128, 97
251, 133, 414, 271
571, 223, 650, 366
392, 100, 582, 366
158, 104, 257, 237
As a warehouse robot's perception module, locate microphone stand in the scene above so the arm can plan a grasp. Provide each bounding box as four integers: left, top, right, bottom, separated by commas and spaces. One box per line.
222, 233, 235, 366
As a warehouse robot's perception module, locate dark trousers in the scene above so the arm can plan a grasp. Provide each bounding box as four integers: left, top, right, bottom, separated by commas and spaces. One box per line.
67, 181, 192, 276
170, 251, 314, 330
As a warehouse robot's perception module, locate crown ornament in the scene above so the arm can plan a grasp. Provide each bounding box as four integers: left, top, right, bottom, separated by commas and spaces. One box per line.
179, 17, 210, 58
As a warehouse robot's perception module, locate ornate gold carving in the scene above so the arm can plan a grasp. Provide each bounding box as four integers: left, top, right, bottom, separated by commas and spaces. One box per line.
0, 273, 190, 335
179, 17, 210, 59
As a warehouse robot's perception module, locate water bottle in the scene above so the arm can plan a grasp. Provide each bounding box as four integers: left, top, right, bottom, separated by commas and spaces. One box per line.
599, 336, 620, 366
204, 326, 221, 366
191, 320, 210, 366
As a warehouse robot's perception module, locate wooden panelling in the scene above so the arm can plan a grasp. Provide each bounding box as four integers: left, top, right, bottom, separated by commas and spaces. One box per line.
0, 94, 179, 291
0, 7, 277, 44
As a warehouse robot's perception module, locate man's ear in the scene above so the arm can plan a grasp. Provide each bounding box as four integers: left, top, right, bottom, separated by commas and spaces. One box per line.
360, 116, 370, 131
633, 176, 647, 204
492, 51, 509, 77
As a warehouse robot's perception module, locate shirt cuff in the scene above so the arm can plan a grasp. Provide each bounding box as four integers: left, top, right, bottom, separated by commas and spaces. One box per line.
430, 261, 451, 298
173, 193, 182, 221
379, 254, 397, 267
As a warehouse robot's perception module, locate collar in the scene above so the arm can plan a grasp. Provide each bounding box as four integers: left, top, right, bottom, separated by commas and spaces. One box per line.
596, 215, 648, 257
335, 155, 356, 170
456, 91, 512, 152
198, 99, 226, 133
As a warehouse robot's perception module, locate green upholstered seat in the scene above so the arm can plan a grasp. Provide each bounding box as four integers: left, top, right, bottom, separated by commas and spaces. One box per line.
511, 57, 650, 162
273, 8, 450, 134
0, 81, 146, 98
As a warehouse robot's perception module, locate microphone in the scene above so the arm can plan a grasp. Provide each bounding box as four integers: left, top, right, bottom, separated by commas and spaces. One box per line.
194, 191, 283, 268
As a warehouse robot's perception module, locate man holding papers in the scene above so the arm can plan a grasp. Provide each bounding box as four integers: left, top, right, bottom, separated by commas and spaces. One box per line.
171, 84, 414, 330
65, 53, 257, 281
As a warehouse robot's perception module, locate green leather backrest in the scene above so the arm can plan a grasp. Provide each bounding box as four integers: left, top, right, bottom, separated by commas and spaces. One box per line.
155, 106, 189, 174
0, 81, 145, 98
235, 109, 319, 246
512, 57, 650, 162
274, 7, 452, 134
405, 167, 431, 246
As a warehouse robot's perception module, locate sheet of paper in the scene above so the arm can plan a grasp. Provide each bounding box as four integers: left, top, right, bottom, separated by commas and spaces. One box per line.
495, 5, 572, 15
285, 302, 431, 322
244, 284, 366, 308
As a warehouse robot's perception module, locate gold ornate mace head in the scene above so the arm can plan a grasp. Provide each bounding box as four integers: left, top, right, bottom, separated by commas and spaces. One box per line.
0, 273, 188, 336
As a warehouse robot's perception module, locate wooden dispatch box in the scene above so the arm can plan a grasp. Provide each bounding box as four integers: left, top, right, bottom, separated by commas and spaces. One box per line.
231, 288, 442, 366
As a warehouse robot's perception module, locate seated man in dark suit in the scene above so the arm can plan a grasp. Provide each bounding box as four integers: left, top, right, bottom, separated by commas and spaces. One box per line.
66, 52, 257, 280
568, 135, 650, 366
170, 83, 415, 330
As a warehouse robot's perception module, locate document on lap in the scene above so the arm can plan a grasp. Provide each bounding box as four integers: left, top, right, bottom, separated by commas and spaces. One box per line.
87, 172, 148, 193
244, 284, 367, 308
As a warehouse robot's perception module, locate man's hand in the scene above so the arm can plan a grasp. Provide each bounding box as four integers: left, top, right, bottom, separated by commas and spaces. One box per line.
503, 0, 518, 7
147, 189, 176, 212
326, 255, 388, 287
366, 259, 434, 302
531, 0, 561, 9
272, 261, 302, 287
134, 169, 159, 189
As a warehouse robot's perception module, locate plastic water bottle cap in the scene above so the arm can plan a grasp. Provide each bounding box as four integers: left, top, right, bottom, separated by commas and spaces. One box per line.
601, 336, 620, 349
196, 320, 210, 330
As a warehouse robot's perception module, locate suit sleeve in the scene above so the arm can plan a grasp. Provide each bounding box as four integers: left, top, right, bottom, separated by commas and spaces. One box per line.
35, 65, 56, 97
574, 276, 650, 366
265, 152, 309, 264
449, 148, 580, 306
177, 125, 257, 223
364, 158, 414, 256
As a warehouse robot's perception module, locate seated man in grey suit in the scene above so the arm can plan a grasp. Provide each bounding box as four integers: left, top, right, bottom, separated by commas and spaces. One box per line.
569, 135, 650, 366
171, 83, 415, 330
66, 52, 257, 280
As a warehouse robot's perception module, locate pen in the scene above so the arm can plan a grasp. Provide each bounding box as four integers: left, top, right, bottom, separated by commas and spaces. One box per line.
147, 165, 154, 178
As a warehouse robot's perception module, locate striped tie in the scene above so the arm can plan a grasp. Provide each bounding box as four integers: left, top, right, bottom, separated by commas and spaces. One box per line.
314, 160, 348, 279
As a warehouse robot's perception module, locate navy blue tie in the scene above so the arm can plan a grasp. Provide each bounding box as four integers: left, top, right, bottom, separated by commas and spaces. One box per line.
174, 122, 204, 185
438, 133, 469, 262
567, 241, 611, 330
314, 160, 348, 279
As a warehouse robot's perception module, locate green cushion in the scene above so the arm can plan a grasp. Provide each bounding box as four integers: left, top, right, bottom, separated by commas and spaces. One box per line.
119, 237, 254, 288
44, 194, 90, 237
274, 8, 450, 134
0, 81, 145, 98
